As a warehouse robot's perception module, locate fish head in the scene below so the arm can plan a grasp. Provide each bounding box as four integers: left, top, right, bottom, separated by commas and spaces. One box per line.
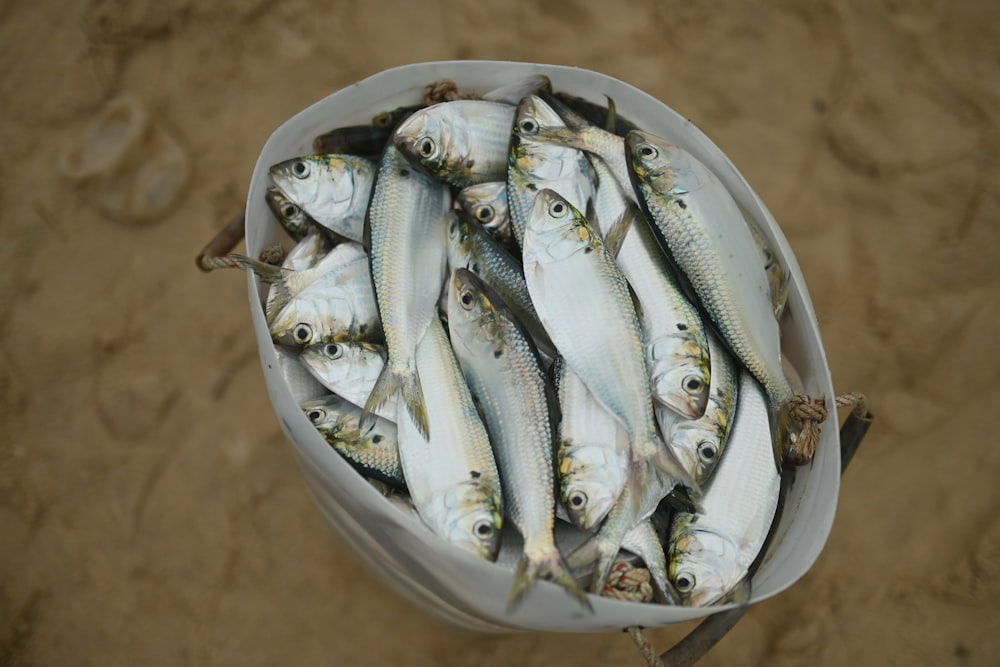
666, 420, 725, 486
393, 104, 472, 182
558, 441, 626, 531
447, 268, 503, 355
668, 528, 745, 607
523, 189, 598, 265
438, 480, 503, 561
648, 336, 712, 419
625, 130, 698, 197
265, 187, 310, 239
457, 181, 508, 233
513, 95, 567, 144
270, 295, 355, 347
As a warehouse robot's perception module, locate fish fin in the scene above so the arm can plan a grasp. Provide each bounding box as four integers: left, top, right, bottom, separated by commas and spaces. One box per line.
604, 95, 617, 133
508, 548, 593, 613
635, 434, 703, 512
362, 362, 430, 439
208, 253, 287, 283
565, 536, 618, 595
719, 576, 752, 605
602, 203, 639, 260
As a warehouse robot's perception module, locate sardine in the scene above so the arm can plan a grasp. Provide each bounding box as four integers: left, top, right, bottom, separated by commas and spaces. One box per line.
301, 395, 404, 489
668, 372, 781, 606
555, 357, 628, 532
268, 245, 380, 346
299, 341, 396, 421
627, 130, 800, 465
394, 317, 503, 561
521, 189, 698, 513
665, 331, 738, 486
588, 156, 711, 422
448, 268, 588, 609
362, 144, 451, 438
446, 211, 556, 362
393, 100, 515, 188
456, 181, 513, 247
269, 154, 376, 243
507, 95, 597, 248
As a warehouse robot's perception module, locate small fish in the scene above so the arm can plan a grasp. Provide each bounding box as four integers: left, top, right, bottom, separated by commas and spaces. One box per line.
394, 317, 503, 561
269, 154, 376, 243
448, 268, 589, 610
507, 95, 597, 248
522, 189, 698, 513
300, 341, 397, 421
363, 144, 451, 438
668, 372, 781, 606
446, 211, 556, 362
393, 100, 515, 188
301, 395, 404, 489
555, 358, 628, 532
267, 246, 381, 346
265, 187, 314, 242
588, 155, 711, 422
456, 181, 513, 247
665, 331, 739, 486
627, 130, 801, 466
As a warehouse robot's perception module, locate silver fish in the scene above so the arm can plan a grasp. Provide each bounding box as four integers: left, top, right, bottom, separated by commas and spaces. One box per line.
555, 357, 628, 532
664, 331, 739, 486
269, 154, 375, 242
447, 268, 588, 610
668, 371, 781, 606
301, 395, 403, 489
362, 144, 451, 438
299, 341, 396, 421
394, 317, 503, 561
393, 100, 514, 188
589, 155, 711, 423
446, 211, 556, 362
627, 130, 800, 464
521, 189, 698, 513
507, 95, 597, 248
265, 186, 314, 242
268, 245, 380, 346
456, 181, 513, 247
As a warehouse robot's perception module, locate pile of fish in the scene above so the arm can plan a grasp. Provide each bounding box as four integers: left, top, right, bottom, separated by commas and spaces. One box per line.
228, 75, 815, 612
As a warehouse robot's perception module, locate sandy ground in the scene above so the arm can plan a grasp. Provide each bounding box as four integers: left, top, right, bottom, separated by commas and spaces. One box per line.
2, 0, 999, 665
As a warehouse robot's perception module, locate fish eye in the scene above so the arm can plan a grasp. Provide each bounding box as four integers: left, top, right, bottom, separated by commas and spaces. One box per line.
473, 519, 495, 539
475, 205, 495, 223
519, 117, 539, 134
674, 571, 696, 593
305, 408, 325, 424
459, 289, 476, 310
417, 137, 436, 158
567, 490, 587, 509
683, 375, 705, 395
548, 200, 567, 218
292, 160, 310, 178
372, 111, 393, 128
292, 323, 313, 344
324, 343, 342, 359
697, 441, 718, 462
281, 204, 298, 218
638, 144, 658, 160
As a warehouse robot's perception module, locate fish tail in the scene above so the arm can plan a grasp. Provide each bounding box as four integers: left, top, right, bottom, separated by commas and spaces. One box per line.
363, 360, 430, 439
207, 253, 288, 284
565, 536, 618, 595
508, 548, 593, 613
631, 433, 702, 514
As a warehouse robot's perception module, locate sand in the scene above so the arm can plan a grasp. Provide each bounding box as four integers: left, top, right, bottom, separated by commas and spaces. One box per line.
2, 0, 998, 665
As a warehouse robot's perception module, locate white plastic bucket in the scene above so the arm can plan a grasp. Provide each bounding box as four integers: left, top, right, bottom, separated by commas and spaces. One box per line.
243, 61, 839, 633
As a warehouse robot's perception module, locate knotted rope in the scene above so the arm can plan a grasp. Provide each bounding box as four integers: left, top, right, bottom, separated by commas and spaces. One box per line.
422, 79, 482, 104
603, 562, 655, 603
